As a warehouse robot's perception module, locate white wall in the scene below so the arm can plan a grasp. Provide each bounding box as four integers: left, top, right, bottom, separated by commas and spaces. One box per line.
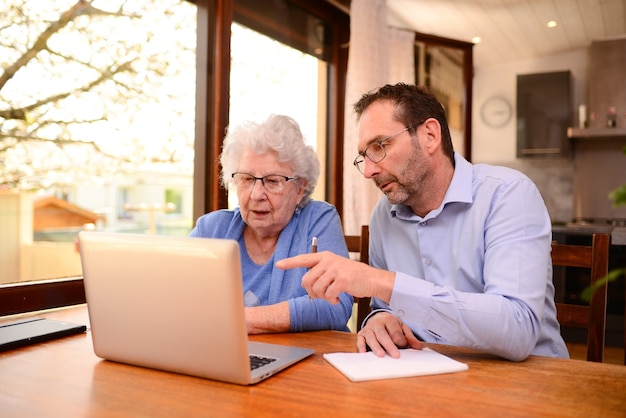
0, 191, 33, 284
20, 242, 82, 282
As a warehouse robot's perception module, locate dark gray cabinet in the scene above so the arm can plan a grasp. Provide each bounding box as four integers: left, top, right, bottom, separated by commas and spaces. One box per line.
516, 70, 572, 158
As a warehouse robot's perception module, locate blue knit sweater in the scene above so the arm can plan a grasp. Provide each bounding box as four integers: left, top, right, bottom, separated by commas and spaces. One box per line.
190, 200, 353, 331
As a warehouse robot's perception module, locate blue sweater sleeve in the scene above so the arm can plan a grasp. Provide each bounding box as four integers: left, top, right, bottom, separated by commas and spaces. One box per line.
285, 202, 353, 332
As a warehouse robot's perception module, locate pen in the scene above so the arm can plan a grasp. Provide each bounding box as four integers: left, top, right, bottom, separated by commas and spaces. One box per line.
308, 237, 318, 301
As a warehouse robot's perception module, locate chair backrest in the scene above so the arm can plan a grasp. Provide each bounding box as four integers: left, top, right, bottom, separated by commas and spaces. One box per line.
552, 233, 610, 362
344, 225, 369, 264
344, 225, 370, 331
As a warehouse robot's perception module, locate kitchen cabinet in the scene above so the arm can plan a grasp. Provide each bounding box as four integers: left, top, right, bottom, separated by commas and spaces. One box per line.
516, 70, 572, 158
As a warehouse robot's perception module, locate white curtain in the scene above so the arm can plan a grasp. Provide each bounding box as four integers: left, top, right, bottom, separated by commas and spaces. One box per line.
342, 0, 415, 235
389, 27, 416, 84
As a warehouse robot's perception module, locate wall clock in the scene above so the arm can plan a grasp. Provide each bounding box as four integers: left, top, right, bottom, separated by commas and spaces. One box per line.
480, 96, 512, 128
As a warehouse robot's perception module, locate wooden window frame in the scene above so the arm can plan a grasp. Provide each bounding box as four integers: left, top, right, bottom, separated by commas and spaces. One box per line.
414, 31, 473, 162
193, 0, 349, 220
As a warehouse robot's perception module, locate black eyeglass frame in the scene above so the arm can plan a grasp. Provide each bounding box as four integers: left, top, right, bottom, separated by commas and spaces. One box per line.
352, 123, 420, 174
231, 172, 298, 192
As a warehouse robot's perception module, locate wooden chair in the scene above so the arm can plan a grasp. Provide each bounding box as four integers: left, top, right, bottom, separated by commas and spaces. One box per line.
553, 233, 610, 362
344, 225, 371, 331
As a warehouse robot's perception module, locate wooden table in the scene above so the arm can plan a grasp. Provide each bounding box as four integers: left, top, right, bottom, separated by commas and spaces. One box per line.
1, 306, 625, 417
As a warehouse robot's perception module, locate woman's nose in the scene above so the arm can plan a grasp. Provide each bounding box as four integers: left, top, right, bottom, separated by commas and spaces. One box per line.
249, 179, 268, 198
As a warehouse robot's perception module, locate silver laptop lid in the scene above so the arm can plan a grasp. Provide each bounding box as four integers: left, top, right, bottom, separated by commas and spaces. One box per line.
79, 232, 253, 384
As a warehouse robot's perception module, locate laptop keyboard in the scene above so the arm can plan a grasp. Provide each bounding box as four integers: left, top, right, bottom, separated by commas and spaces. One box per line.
249, 355, 277, 370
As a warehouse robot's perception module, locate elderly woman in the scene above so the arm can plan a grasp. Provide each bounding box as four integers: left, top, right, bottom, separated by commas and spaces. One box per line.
190, 114, 353, 333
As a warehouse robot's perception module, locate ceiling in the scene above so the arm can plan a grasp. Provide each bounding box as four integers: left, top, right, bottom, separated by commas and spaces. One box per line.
385, 0, 626, 67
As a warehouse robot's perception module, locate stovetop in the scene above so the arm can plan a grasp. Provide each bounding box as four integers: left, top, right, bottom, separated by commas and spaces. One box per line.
568, 217, 626, 228
552, 217, 626, 237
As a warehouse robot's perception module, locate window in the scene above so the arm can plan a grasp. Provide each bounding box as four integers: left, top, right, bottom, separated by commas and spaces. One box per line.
1, 0, 349, 313
0, 0, 197, 285
227, 22, 327, 207
194, 0, 349, 219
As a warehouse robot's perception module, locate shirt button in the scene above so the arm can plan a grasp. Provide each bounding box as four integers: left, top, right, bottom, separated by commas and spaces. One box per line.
397, 310, 405, 317
424, 258, 432, 266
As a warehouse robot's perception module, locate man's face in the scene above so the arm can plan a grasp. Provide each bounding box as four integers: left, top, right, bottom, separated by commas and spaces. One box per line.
357, 101, 430, 206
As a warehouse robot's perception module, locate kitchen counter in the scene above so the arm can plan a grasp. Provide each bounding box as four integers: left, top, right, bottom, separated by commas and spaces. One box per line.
612, 227, 626, 245
552, 225, 626, 246
552, 224, 616, 236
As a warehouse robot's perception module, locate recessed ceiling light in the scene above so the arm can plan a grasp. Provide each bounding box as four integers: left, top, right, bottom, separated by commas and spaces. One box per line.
547, 20, 557, 28
472, 36, 482, 44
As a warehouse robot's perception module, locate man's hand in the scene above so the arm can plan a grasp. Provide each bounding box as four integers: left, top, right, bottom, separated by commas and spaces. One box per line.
356, 311, 423, 358
276, 251, 394, 304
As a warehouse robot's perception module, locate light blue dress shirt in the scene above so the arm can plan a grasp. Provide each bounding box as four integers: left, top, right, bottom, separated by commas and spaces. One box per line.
190, 200, 353, 332
367, 152, 569, 361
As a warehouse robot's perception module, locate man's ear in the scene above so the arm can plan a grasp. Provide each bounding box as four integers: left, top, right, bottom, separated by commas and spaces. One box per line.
421, 118, 442, 155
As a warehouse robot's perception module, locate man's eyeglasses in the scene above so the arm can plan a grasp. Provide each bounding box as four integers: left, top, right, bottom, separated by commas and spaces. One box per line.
353, 123, 419, 174
231, 173, 298, 193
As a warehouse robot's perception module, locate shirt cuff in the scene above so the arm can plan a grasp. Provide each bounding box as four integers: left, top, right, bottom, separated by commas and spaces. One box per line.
360, 308, 396, 329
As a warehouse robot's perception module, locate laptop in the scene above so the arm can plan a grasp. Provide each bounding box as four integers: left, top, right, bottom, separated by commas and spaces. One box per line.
0, 317, 86, 352
78, 231, 314, 385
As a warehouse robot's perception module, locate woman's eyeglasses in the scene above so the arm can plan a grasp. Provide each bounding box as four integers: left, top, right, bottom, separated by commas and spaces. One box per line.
231, 173, 298, 193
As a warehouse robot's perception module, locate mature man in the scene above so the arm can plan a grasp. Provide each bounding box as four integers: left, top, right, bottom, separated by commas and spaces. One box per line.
277, 83, 568, 361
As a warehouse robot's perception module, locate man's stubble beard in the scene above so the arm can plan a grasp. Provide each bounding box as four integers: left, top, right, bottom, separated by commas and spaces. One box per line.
382, 143, 425, 206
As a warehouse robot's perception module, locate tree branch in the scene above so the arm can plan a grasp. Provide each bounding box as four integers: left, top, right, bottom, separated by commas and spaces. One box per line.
0, 0, 138, 91
0, 58, 138, 121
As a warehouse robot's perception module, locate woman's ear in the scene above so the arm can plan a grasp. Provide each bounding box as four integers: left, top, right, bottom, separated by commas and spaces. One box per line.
296, 179, 307, 203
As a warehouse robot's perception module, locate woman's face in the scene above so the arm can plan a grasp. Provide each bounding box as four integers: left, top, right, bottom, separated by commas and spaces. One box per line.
236, 149, 305, 238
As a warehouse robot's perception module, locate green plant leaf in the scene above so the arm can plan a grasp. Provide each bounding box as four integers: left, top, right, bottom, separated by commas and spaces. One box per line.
609, 183, 626, 207
580, 268, 626, 303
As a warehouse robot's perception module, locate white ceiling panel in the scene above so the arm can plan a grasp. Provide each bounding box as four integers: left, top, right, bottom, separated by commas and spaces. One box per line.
386, 0, 626, 67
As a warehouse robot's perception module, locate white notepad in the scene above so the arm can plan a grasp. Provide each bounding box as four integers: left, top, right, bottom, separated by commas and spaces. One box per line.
323, 347, 468, 382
